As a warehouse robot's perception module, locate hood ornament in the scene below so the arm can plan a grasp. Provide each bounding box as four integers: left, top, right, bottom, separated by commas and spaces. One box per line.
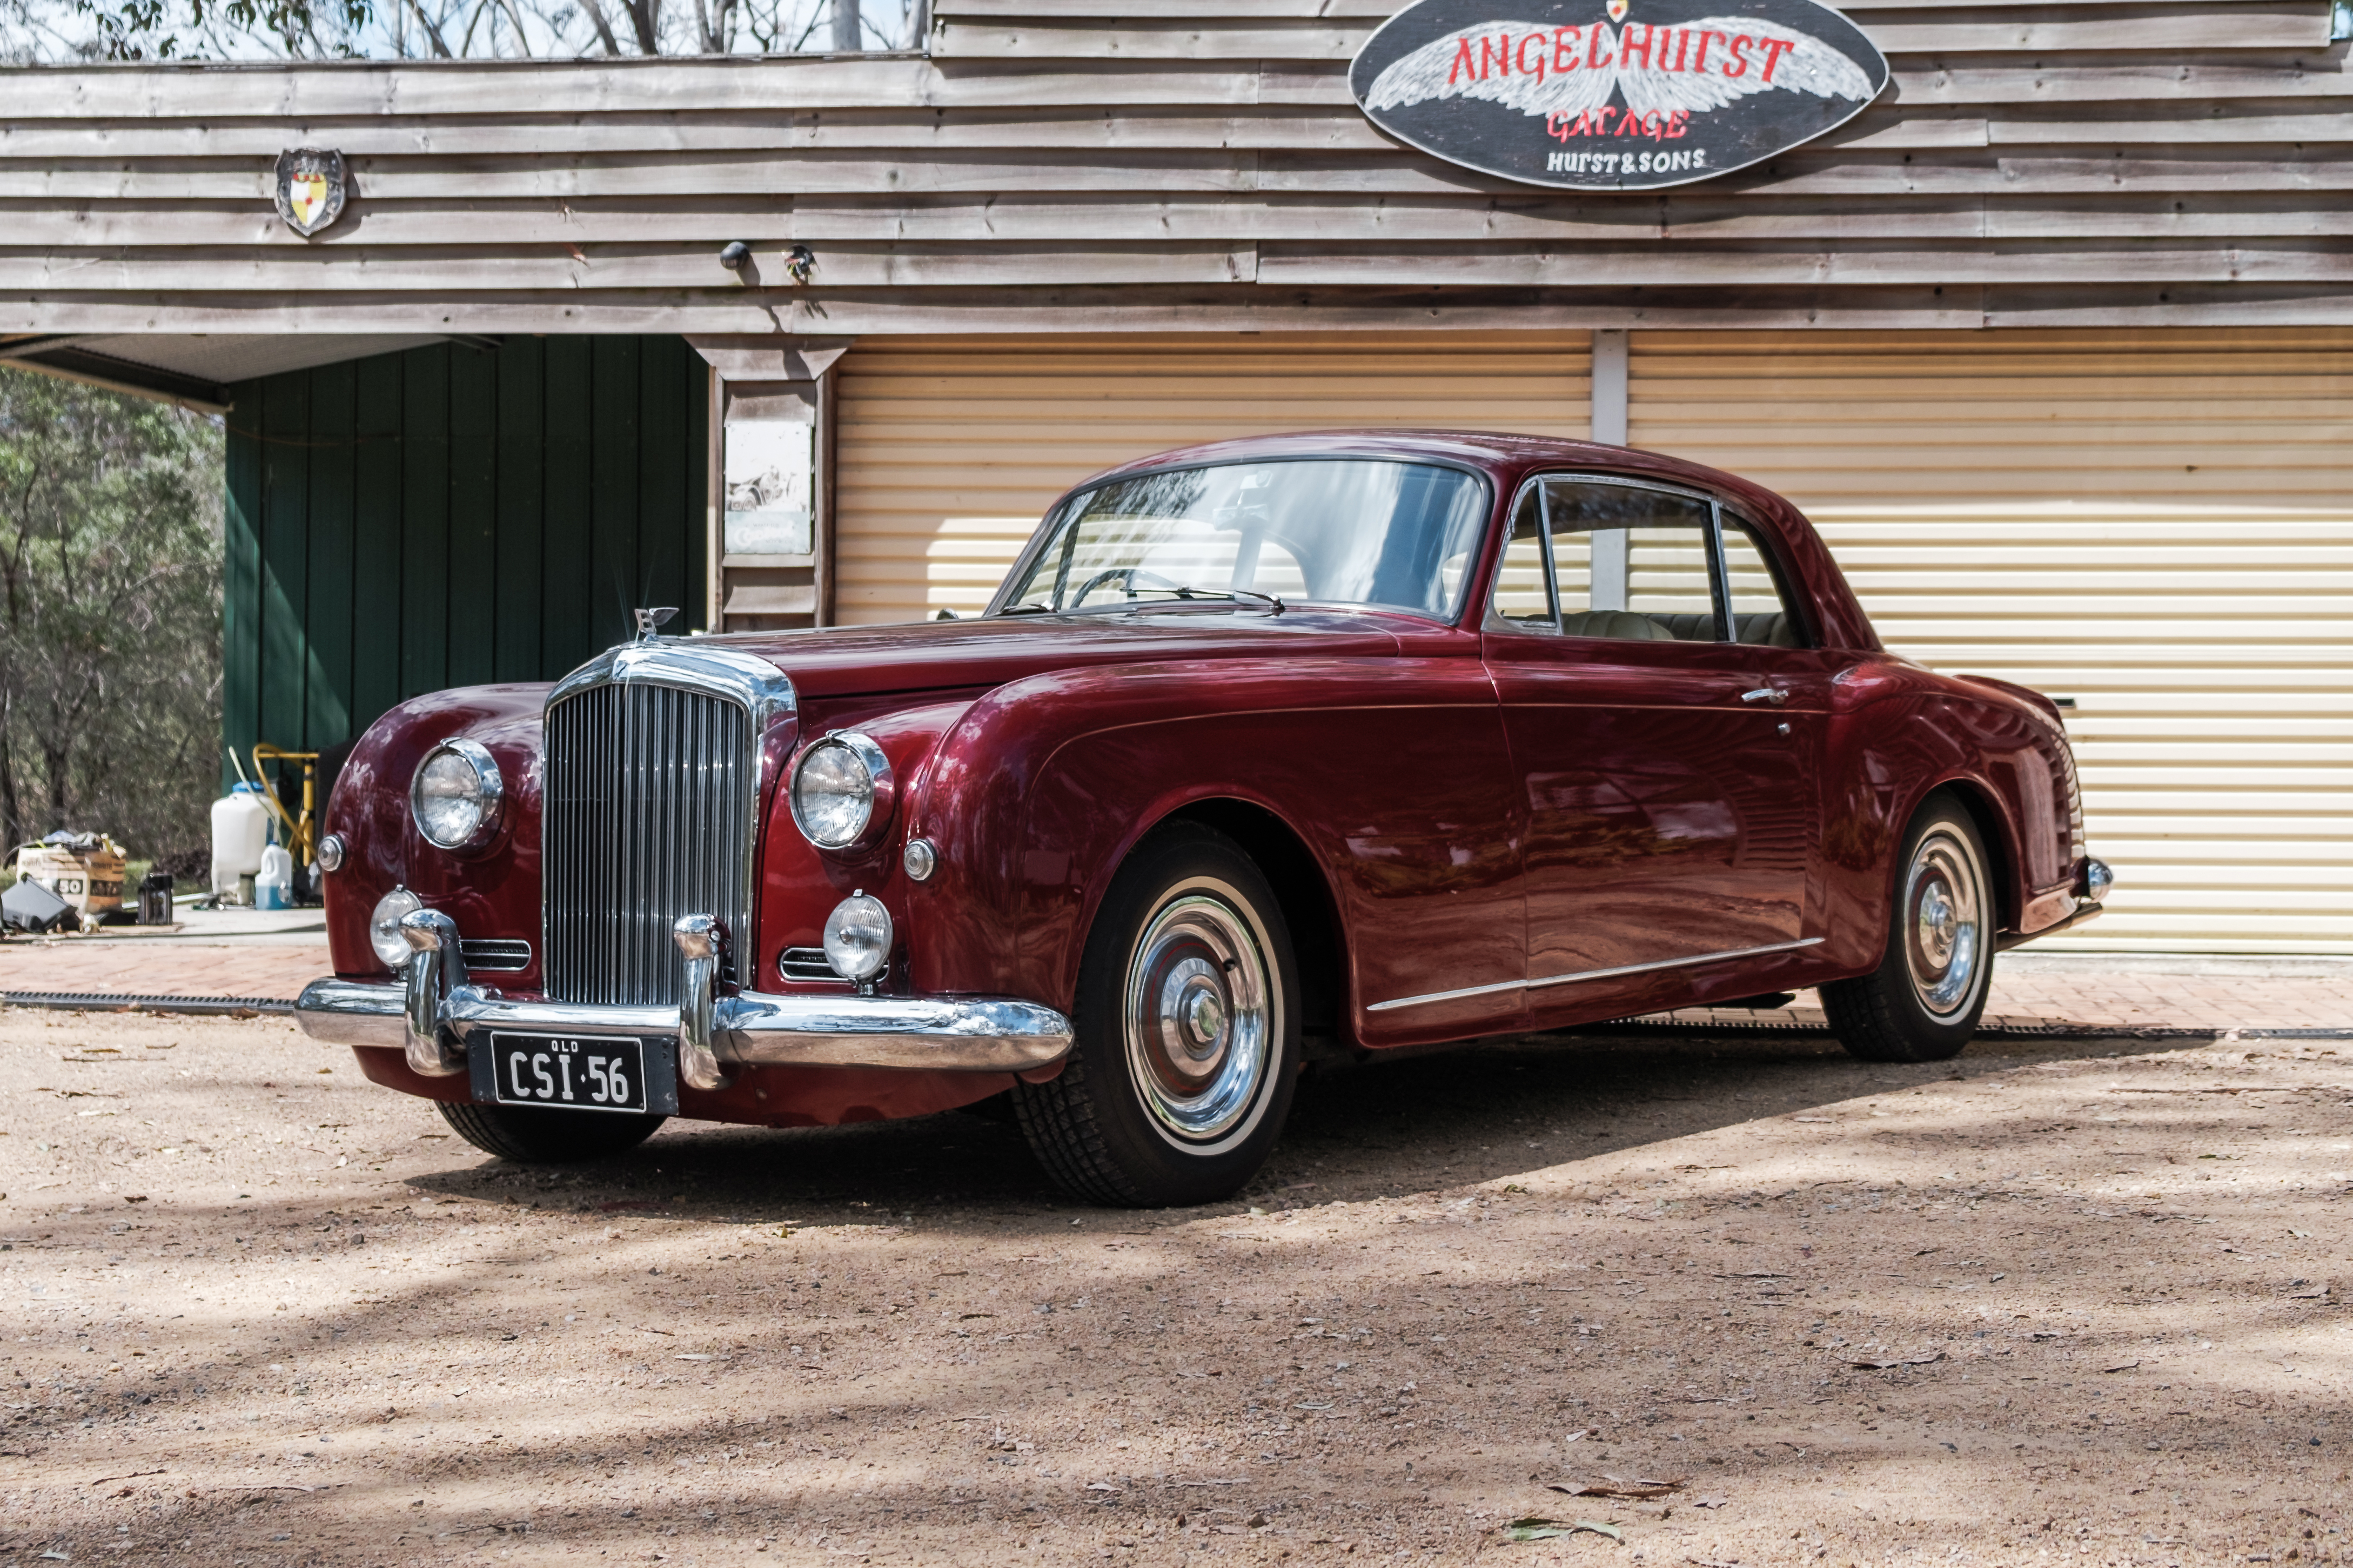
634, 607, 679, 643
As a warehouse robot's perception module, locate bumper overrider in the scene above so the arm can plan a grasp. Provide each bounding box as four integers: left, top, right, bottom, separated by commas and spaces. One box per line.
294, 909, 1073, 1089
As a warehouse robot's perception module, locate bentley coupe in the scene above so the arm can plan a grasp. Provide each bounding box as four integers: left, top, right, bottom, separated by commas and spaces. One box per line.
296, 431, 2110, 1205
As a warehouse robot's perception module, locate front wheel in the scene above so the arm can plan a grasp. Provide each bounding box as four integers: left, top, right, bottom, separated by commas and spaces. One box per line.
1014, 823, 1301, 1207
1821, 794, 1995, 1063
437, 1100, 667, 1163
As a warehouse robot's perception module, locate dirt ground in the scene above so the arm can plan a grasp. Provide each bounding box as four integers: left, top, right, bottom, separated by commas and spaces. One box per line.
1, 1004, 2347, 1567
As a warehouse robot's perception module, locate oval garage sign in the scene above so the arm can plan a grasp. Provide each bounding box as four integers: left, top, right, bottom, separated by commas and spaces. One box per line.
1349, 0, 1889, 191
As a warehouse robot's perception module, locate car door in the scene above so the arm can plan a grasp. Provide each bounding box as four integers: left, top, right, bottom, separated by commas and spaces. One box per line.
1480, 474, 1825, 1024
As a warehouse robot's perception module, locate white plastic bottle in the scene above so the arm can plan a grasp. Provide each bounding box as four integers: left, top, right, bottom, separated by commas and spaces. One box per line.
210, 783, 272, 901
254, 843, 294, 912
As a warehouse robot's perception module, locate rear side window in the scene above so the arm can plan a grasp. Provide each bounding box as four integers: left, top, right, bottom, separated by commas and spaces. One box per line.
1718, 515, 1808, 647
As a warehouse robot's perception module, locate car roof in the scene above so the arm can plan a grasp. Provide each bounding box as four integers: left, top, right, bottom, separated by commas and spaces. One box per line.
1072, 428, 1758, 498
1053, 427, 1882, 654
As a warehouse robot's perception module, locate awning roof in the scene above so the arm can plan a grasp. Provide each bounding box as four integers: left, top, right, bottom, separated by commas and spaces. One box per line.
0, 333, 465, 410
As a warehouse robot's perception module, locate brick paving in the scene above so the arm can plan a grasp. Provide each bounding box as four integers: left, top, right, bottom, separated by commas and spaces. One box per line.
1, 926, 2344, 1033
0, 931, 329, 1002
1652, 953, 2352, 1034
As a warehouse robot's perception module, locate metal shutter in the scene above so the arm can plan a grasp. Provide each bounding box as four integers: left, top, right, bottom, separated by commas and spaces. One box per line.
832, 333, 1592, 626
1630, 329, 2353, 954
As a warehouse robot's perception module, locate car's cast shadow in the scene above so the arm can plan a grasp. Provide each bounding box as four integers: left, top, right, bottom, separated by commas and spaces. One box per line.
400, 1025, 2204, 1222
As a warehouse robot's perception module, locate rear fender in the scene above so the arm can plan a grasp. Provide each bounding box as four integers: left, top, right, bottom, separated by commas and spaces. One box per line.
1821, 665, 2076, 972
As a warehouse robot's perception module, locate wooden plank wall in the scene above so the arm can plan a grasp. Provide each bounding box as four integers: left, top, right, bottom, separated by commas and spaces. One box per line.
2, 0, 2347, 333
220, 336, 708, 774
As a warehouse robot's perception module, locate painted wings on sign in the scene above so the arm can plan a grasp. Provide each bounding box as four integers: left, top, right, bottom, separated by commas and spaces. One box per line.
1349, 0, 1888, 190
273, 148, 347, 237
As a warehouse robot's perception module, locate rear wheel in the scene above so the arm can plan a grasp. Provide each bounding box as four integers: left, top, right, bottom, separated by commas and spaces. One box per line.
1822, 794, 1995, 1064
1014, 823, 1300, 1208
436, 1100, 666, 1163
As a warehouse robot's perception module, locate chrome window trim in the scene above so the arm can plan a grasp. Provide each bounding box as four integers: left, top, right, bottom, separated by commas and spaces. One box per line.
1479, 471, 1735, 643
987, 453, 1497, 627
1365, 935, 1825, 1014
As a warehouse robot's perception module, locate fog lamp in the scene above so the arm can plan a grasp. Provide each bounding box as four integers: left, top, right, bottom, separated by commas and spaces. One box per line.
369, 887, 423, 970
822, 891, 894, 983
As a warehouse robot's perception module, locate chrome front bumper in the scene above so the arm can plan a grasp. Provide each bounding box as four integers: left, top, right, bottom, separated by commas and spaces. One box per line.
296, 910, 1072, 1085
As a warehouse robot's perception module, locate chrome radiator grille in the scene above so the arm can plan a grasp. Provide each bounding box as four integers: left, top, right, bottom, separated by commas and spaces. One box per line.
542, 680, 755, 1007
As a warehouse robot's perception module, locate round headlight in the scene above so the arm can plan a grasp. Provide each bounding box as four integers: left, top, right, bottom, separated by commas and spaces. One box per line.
370, 887, 423, 970
822, 890, 894, 982
790, 733, 894, 850
410, 738, 504, 852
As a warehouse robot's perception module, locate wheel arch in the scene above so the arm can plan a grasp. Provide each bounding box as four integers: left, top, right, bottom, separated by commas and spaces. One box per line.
1152, 797, 1350, 1055
1916, 776, 2020, 934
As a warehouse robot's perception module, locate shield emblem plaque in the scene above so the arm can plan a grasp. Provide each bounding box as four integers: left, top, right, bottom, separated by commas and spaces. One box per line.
273, 148, 347, 237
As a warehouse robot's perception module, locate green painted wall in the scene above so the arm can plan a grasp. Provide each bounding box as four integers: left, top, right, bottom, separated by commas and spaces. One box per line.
222, 336, 708, 776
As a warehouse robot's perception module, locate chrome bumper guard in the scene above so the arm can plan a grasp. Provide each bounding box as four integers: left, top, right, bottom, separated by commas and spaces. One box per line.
295, 910, 1073, 1084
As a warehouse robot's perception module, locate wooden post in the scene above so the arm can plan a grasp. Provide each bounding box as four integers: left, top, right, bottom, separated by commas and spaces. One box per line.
832, 0, 861, 51
816, 360, 839, 627
1589, 329, 1629, 612
705, 359, 725, 633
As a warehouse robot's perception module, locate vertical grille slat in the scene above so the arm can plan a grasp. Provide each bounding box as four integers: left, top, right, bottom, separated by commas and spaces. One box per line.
543, 679, 754, 1007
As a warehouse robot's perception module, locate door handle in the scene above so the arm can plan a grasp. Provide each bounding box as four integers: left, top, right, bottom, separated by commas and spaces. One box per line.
1741, 687, 1788, 707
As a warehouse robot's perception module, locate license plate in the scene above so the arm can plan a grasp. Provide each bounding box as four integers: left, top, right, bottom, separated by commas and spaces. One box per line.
480, 1033, 668, 1115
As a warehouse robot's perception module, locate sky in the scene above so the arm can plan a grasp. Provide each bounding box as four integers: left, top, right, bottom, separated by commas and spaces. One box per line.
0, 0, 920, 61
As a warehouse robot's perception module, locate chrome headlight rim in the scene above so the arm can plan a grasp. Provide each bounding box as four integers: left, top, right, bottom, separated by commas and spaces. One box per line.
788, 731, 896, 852
368, 886, 423, 971
408, 737, 505, 854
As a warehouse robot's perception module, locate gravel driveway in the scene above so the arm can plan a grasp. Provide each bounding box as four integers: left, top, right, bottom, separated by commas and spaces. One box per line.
2, 1006, 2346, 1565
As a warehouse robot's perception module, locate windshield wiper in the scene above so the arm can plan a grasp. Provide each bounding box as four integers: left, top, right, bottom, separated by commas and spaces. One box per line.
1124, 585, 1286, 615
996, 602, 1057, 615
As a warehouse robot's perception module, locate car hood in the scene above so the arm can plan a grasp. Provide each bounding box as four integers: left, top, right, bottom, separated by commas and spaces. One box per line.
688, 608, 1415, 701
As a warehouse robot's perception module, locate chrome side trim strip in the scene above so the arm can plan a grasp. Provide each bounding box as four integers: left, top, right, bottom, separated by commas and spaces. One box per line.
294, 979, 1073, 1075
1365, 936, 1827, 1014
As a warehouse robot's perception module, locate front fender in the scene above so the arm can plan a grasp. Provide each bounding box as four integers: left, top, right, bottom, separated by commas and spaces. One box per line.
905, 653, 1523, 1045
321, 685, 551, 982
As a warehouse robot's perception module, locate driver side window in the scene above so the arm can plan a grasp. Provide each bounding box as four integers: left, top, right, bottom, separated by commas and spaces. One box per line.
1485, 477, 1719, 642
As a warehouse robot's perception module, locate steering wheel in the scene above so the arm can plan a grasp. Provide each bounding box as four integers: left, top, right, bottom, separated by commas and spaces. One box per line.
1069, 565, 1184, 607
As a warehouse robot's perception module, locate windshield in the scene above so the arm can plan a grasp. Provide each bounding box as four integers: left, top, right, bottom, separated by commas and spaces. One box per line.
999, 459, 1491, 621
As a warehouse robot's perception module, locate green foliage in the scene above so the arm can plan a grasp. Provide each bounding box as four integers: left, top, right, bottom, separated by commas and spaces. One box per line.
0, 366, 225, 872
69, 0, 372, 59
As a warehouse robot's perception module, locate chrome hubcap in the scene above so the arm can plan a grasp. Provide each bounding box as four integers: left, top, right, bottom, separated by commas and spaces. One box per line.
1903, 827, 1985, 1018
1124, 890, 1271, 1143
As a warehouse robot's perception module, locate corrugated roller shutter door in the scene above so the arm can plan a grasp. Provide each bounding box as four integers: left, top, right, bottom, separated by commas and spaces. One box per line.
833, 333, 1591, 626
1630, 329, 2353, 954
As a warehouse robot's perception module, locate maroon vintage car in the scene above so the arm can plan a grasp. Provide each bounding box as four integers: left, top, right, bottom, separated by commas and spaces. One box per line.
297, 431, 2110, 1205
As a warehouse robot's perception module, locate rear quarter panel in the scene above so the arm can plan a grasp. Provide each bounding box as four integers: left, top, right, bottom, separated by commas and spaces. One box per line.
1816, 659, 2081, 974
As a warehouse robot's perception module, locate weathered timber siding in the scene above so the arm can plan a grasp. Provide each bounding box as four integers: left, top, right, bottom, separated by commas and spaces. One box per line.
221, 337, 708, 775
2, 0, 2348, 332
